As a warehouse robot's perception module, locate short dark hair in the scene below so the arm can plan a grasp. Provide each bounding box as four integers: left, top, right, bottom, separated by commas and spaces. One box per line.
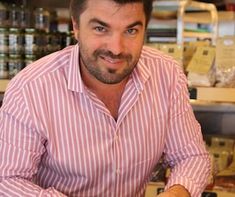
70, 0, 153, 25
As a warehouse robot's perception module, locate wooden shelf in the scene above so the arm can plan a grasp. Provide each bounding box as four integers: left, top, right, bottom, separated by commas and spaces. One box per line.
184, 11, 235, 24
183, 31, 213, 39
190, 87, 235, 103
0, 80, 9, 93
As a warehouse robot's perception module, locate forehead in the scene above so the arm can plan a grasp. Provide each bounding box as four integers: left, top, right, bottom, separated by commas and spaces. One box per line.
81, 0, 145, 25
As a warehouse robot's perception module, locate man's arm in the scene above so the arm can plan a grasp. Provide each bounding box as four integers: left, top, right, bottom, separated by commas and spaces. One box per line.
0, 82, 66, 196
163, 65, 211, 197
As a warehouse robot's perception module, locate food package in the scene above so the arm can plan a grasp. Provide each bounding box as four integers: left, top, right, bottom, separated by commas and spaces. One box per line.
215, 36, 235, 87
210, 137, 235, 171
187, 46, 216, 87
213, 138, 235, 192
158, 43, 183, 67
145, 43, 183, 68
214, 159, 235, 192
183, 40, 210, 71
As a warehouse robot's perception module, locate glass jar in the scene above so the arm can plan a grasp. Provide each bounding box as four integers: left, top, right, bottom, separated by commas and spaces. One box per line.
0, 3, 8, 27
9, 4, 20, 28
0, 53, 8, 79
19, 5, 31, 29
8, 54, 24, 79
9, 28, 24, 55
24, 28, 39, 55
25, 54, 37, 66
34, 7, 50, 32
0, 27, 8, 54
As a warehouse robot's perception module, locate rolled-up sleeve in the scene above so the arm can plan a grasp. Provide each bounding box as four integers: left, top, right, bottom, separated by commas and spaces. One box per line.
164, 67, 211, 197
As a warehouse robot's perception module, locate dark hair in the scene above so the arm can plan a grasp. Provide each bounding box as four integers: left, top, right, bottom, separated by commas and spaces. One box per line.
70, 0, 153, 25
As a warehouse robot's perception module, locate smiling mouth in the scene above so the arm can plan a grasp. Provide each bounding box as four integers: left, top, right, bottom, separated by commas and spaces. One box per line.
100, 55, 124, 64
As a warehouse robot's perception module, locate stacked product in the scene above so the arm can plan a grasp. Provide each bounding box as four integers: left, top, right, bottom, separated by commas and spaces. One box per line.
0, 2, 76, 80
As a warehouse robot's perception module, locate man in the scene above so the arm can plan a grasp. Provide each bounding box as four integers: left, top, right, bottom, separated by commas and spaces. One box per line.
0, 0, 210, 196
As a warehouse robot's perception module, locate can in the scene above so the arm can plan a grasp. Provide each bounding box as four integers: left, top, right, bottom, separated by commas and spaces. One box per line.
9, 28, 24, 54
8, 54, 24, 79
0, 53, 8, 79
0, 27, 8, 54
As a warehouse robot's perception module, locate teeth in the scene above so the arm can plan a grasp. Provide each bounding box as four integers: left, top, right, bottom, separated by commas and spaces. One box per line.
104, 56, 120, 63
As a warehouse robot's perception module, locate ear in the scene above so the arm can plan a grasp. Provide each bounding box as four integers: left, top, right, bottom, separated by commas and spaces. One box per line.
71, 16, 79, 40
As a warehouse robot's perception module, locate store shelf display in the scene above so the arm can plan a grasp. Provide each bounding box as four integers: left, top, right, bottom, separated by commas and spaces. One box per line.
0, 2, 76, 80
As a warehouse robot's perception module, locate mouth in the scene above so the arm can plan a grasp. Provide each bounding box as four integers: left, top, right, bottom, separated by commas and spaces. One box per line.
99, 55, 124, 64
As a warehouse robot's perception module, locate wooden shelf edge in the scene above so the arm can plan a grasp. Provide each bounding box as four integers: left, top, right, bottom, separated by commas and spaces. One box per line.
0, 80, 10, 93
194, 87, 235, 103
183, 31, 213, 38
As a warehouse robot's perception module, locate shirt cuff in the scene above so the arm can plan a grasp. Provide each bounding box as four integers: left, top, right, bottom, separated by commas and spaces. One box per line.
165, 176, 205, 197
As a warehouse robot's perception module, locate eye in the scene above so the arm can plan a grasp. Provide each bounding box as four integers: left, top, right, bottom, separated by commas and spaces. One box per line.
126, 28, 138, 35
94, 26, 107, 33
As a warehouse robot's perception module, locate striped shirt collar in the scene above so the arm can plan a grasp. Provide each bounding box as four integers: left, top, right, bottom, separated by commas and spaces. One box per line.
68, 44, 151, 94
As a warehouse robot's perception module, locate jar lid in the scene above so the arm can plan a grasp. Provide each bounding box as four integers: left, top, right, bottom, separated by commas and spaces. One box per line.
25, 28, 37, 33
0, 27, 8, 32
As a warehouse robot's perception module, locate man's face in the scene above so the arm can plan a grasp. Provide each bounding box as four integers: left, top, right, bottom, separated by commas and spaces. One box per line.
72, 0, 146, 84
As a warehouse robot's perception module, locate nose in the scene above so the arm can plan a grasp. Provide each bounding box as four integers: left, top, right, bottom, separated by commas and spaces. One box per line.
107, 33, 124, 55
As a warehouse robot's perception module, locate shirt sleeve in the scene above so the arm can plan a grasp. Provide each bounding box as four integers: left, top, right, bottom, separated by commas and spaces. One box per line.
163, 65, 211, 197
0, 81, 66, 197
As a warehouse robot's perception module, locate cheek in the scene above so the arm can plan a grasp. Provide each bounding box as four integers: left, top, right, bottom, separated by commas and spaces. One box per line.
128, 43, 143, 57
125, 37, 144, 53
80, 36, 103, 52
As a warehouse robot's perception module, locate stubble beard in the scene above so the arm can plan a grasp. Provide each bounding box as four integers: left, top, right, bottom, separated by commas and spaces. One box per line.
79, 45, 138, 84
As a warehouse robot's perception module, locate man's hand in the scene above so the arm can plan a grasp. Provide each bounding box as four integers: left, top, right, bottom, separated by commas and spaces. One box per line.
156, 191, 177, 197
156, 184, 190, 197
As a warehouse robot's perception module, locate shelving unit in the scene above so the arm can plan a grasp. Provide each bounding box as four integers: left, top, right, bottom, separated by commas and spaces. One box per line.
183, 10, 235, 36
147, 0, 180, 43
177, 0, 219, 46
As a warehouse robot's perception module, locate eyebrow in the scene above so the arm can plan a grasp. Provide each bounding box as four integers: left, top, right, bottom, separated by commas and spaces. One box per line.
127, 21, 143, 29
89, 18, 144, 29
89, 18, 110, 28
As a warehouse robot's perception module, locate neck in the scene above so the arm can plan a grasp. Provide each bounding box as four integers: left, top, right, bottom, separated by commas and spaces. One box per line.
80, 62, 129, 120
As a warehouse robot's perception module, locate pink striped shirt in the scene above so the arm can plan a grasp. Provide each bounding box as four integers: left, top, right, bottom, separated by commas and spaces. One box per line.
0, 44, 210, 197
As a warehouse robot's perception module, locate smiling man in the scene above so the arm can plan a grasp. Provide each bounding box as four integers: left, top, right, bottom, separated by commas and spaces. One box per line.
0, 0, 210, 197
